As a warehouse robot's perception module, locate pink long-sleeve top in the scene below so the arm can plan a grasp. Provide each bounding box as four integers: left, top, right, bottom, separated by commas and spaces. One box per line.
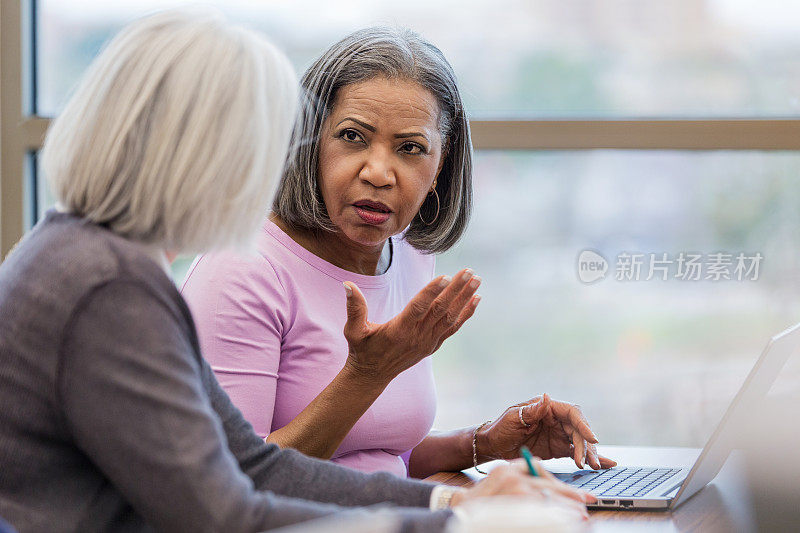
181, 219, 437, 477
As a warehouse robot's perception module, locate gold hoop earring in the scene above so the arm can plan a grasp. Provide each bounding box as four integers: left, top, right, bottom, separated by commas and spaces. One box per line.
418, 188, 440, 226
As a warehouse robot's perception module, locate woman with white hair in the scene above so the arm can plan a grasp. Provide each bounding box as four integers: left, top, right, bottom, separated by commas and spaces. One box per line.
0, 9, 591, 533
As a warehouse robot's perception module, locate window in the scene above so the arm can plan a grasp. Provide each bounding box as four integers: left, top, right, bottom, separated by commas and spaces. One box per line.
37, 0, 800, 117
3, 0, 799, 446
435, 150, 800, 445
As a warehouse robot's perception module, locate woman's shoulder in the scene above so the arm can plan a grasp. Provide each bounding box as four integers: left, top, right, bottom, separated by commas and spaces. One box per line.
179, 224, 296, 343
189, 218, 310, 279
180, 226, 291, 313
0, 213, 192, 363
6, 211, 174, 300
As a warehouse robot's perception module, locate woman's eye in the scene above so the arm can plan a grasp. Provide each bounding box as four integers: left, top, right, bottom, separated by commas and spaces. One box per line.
340, 129, 363, 143
400, 142, 425, 154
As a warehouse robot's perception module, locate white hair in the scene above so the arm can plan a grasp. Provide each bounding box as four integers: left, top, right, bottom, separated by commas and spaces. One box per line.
41, 8, 297, 253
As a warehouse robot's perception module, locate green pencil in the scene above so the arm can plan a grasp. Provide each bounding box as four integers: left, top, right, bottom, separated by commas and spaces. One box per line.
520, 446, 539, 477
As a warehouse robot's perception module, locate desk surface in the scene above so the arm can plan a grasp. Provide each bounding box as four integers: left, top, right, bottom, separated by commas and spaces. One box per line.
424, 445, 755, 533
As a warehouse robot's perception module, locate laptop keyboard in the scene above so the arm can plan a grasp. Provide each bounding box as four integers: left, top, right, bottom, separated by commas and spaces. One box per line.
567, 467, 682, 498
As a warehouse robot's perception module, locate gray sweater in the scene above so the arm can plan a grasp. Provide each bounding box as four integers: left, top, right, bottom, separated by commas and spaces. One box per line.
0, 211, 451, 532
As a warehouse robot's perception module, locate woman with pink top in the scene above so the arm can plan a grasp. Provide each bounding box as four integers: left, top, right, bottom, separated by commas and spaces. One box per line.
182, 27, 616, 480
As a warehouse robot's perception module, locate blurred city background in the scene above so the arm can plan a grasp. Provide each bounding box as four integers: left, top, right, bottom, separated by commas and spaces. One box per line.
37, 0, 800, 447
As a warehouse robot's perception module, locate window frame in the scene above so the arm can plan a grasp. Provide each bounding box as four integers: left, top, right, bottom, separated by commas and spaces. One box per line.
3, 0, 800, 258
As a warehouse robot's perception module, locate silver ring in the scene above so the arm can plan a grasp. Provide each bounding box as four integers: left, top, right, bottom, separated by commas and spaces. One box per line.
518, 405, 531, 428
540, 488, 552, 500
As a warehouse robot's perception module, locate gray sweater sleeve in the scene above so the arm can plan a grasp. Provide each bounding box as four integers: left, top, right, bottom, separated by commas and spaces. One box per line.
199, 355, 443, 508
57, 279, 450, 533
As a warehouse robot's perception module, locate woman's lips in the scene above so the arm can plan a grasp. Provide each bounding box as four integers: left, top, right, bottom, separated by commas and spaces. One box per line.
354, 205, 391, 225
352, 200, 392, 225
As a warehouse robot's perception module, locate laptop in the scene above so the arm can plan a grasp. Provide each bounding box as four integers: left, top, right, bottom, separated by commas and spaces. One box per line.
554, 321, 800, 510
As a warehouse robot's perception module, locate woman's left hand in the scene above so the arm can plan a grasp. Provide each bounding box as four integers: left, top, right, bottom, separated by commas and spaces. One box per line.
477, 393, 617, 470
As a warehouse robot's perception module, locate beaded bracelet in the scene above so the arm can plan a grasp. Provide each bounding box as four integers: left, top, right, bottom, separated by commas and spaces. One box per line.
472, 420, 492, 474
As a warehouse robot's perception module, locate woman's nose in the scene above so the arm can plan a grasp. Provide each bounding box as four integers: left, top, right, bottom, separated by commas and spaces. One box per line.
359, 149, 396, 188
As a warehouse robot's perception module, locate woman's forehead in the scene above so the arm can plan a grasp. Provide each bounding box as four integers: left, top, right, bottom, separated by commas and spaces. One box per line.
330, 77, 440, 129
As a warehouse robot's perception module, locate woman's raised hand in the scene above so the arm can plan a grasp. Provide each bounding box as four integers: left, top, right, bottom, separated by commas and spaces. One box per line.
477, 394, 617, 470
342, 268, 480, 385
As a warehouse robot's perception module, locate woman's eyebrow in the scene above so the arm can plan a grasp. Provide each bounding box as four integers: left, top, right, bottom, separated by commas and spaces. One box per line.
394, 132, 428, 141
335, 117, 375, 132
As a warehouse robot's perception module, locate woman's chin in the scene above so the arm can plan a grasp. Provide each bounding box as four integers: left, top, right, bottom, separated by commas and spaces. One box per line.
340, 226, 393, 248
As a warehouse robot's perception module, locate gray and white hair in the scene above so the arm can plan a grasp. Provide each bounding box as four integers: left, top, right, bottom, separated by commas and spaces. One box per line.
42, 8, 297, 253
273, 26, 472, 254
